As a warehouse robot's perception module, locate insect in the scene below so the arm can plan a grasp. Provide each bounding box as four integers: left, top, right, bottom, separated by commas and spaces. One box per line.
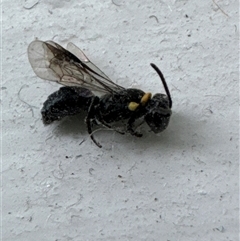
28, 40, 172, 148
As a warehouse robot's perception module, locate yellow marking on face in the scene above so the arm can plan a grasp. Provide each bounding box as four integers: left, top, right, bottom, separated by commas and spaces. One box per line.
128, 102, 139, 111
140, 92, 152, 106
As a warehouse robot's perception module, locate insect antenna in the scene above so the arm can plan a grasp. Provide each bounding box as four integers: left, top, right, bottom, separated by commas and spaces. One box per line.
150, 63, 172, 108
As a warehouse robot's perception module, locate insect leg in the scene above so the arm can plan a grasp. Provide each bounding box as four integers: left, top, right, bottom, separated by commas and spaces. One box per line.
96, 114, 125, 135
86, 97, 102, 148
127, 116, 143, 137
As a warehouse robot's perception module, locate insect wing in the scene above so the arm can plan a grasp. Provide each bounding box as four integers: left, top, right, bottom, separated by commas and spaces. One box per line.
66, 42, 89, 63
67, 42, 112, 81
28, 40, 96, 88
28, 40, 124, 94
66, 42, 124, 92
28, 40, 60, 81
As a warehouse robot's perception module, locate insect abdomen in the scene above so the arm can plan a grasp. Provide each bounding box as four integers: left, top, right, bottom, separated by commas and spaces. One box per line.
41, 86, 93, 124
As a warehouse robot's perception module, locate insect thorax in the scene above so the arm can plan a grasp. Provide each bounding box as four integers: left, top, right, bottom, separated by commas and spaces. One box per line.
97, 88, 147, 123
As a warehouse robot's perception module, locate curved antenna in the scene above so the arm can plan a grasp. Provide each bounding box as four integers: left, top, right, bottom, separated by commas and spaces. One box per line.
150, 63, 172, 108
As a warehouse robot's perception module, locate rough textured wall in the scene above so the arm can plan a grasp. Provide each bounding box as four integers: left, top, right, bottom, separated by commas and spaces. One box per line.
2, 0, 239, 240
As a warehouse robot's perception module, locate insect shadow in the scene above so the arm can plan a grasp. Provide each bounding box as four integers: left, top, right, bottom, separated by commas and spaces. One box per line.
28, 40, 172, 148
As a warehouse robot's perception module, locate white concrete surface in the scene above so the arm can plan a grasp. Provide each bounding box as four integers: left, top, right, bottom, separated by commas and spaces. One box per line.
2, 0, 239, 240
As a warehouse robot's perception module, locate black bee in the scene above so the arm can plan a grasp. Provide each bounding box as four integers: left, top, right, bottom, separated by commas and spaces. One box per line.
28, 40, 172, 147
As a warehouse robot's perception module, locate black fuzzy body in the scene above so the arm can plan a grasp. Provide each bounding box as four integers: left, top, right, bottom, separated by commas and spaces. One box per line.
41, 86, 171, 148
42, 87, 147, 125
41, 86, 93, 124
97, 88, 146, 123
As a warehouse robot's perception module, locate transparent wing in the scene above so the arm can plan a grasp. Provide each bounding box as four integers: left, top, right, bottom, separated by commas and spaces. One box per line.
66, 42, 114, 82
28, 40, 124, 94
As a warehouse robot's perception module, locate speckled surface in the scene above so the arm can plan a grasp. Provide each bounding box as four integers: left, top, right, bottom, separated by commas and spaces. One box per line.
2, 0, 239, 240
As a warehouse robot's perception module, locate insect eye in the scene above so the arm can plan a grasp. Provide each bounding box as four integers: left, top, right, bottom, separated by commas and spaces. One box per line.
145, 107, 172, 133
